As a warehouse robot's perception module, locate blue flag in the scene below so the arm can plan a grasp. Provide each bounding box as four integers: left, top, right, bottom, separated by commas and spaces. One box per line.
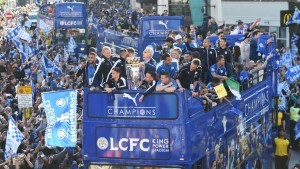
42, 54, 54, 74
13, 39, 23, 52
294, 121, 300, 140
42, 90, 78, 147
42, 54, 63, 77
5, 118, 25, 160
7, 26, 20, 40
279, 50, 293, 69
286, 7, 300, 25
285, 65, 300, 84
68, 36, 77, 53
38, 20, 51, 33
257, 38, 266, 54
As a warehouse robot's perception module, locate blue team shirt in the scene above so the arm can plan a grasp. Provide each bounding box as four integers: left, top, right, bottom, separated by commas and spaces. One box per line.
209, 64, 227, 82
156, 62, 178, 77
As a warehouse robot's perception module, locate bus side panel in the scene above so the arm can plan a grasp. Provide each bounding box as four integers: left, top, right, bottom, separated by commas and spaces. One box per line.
188, 78, 274, 167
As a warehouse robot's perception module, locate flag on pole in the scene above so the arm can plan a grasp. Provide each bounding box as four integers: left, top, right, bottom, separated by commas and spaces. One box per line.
42, 54, 54, 75
5, 118, 25, 160
214, 84, 228, 98
13, 39, 23, 52
226, 79, 241, 100
42, 90, 78, 147
42, 54, 62, 77
38, 20, 51, 33
17, 29, 32, 42
68, 36, 77, 53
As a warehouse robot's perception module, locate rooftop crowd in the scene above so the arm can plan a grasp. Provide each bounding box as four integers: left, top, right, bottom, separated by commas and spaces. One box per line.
0, 0, 299, 169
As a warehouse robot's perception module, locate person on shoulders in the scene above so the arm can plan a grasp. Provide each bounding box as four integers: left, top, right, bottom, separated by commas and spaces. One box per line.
156, 71, 178, 93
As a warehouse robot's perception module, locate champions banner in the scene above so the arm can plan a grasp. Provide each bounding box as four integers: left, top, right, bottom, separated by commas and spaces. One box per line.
42, 90, 77, 147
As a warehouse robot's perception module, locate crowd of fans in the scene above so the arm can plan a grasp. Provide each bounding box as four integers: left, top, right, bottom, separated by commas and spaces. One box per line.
0, 0, 299, 169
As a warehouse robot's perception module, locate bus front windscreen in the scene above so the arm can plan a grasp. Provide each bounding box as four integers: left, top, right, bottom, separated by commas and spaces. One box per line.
56, 28, 86, 45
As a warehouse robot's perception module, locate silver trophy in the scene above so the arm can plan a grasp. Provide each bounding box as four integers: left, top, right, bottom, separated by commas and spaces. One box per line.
126, 57, 145, 90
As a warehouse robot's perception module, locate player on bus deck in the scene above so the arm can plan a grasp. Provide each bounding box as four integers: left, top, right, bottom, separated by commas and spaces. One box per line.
91, 46, 113, 90
138, 71, 157, 102
175, 58, 201, 94
156, 71, 178, 93
104, 67, 128, 93
209, 55, 227, 83
112, 48, 128, 79
156, 53, 178, 80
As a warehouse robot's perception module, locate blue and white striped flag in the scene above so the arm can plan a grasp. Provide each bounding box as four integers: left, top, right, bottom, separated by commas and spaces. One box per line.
42, 54, 54, 75
42, 90, 77, 147
18, 29, 32, 42
20, 52, 27, 64
7, 26, 20, 40
68, 36, 77, 53
38, 20, 51, 33
13, 39, 23, 52
5, 118, 25, 159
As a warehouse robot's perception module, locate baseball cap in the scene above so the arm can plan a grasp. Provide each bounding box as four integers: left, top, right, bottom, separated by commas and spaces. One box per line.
175, 34, 182, 41
164, 37, 174, 42
238, 20, 243, 24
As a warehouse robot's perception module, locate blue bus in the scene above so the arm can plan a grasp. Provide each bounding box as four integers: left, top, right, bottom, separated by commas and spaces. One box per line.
54, 2, 87, 56
97, 16, 184, 59
82, 50, 278, 168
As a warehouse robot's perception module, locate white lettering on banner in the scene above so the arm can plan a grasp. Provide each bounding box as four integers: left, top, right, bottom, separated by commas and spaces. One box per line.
107, 107, 156, 117
109, 138, 149, 152
244, 91, 269, 116
69, 91, 77, 142
44, 100, 54, 139
59, 21, 83, 26
148, 30, 168, 37
60, 12, 82, 17
97, 137, 169, 153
